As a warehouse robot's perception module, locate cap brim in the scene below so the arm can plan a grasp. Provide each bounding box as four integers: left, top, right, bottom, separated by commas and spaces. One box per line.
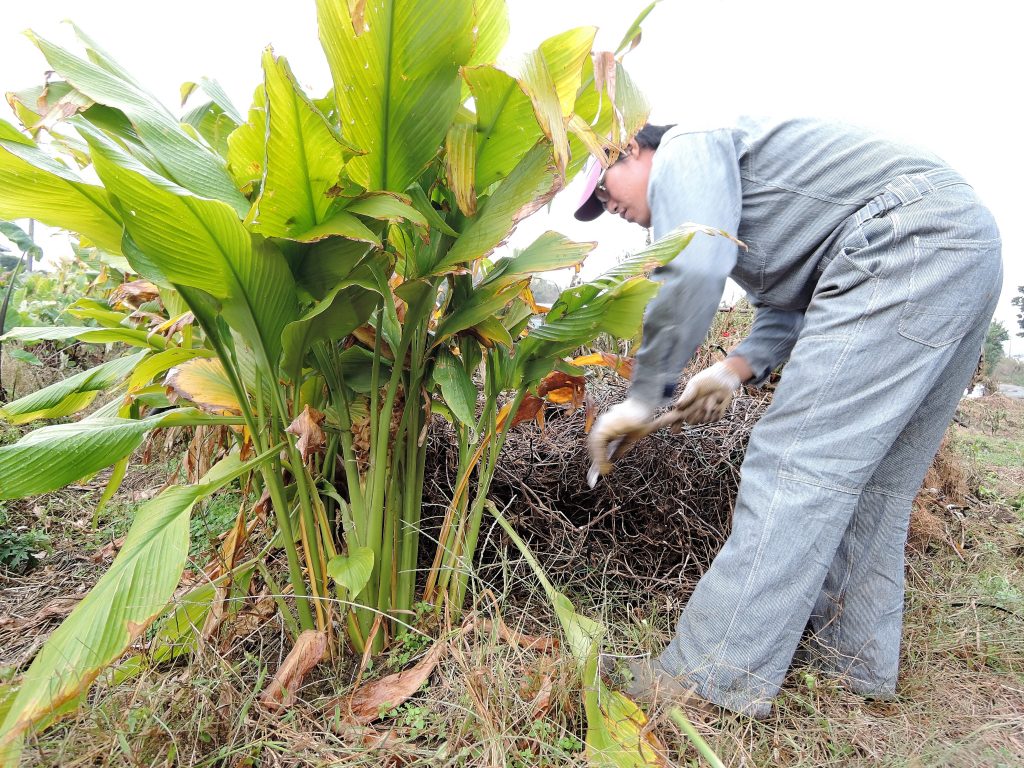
573, 159, 605, 221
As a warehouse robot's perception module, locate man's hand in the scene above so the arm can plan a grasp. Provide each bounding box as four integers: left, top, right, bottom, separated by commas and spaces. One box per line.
587, 399, 655, 479
673, 359, 747, 424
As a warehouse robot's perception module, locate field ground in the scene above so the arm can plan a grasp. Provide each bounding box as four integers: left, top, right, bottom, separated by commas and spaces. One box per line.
1, 395, 1022, 767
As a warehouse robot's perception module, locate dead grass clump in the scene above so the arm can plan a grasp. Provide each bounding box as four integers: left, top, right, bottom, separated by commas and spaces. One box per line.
908, 435, 975, 553
424, 374, 771, 598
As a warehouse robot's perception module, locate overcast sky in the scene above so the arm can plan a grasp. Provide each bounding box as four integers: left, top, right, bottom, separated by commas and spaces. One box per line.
1, 0, 1020, 347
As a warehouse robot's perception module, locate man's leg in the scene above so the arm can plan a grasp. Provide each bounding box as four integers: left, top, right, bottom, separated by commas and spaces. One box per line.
809, 293, 998, 695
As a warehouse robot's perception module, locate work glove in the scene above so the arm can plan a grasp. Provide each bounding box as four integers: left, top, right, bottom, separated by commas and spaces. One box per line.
672, 361, 741, 425
587, 398, 655, 478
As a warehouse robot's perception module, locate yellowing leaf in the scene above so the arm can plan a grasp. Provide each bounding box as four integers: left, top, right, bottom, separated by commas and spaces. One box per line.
445, 121, 477, 216
571, 352, 634, 380
165, 358, 242, 415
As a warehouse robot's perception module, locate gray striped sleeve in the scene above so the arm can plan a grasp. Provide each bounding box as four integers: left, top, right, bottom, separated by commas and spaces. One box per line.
629, 129, 741, 404
729, 303, 805, 385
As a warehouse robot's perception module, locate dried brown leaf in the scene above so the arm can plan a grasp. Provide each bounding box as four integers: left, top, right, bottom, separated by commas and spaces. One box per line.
285, 405, 327, 462
90, 536, 125, 563
260, 630, 328, 712
538, 371, 586, 408
473, 617, 557, 653
338, 637, 450, 725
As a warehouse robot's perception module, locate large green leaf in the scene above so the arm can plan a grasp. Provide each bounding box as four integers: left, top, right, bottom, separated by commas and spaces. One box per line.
0, 119, 32, 145
281, 283, 381, 380
537, 28, 596, 116
0, 139, 124, 255
445, 121, 478, 216
181, 100, 237, 158
345, 193, 427, 229
327, 545, 375, 598
127, 347, 214, 391
515, 28, 596, 174
565, 58, 617, 181
481, 231, 595, 289
180, 76, 243, 124
317, 0, 475, 191
614, 63, 651, 144
432, 346, 477, 427
226, 86, 266, 191
295, 238, 378, 300
82, 125, 298, 370
0, 451, 271, 760
0, 222, 41, 261
250, 49, 357, 239
490, 505, 669, 768
0, 325, 165, 350
0, 350, 148, 425
514, 224, 736, 385
463, 65, 543, 191
466, 0, 509, 68
28, 31, 248, 215
433, 281, 525, 346
522, 277, 658, 355
0, 408, 237, 500
431, 142, 558, 274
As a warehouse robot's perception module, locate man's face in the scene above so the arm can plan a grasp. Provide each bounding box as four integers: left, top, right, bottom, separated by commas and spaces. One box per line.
594, 139, 654, 227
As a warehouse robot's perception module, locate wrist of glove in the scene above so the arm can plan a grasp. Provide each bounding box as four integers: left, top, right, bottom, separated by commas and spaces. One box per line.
673, 361, 742, 425
587, 398, 655, 476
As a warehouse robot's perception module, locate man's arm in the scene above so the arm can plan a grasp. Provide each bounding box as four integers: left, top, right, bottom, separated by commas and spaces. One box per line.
728, 304, 805, 385
628, 129, 742, 405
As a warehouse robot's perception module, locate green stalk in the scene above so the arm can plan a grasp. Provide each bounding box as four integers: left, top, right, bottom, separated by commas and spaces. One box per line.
313, 344, 366, 529
394, 324, 427, 626
361, 313, 420, 640
271, 382, 327, 630
449, 386, 527, 610
366, 304, 385, 543
176, 286, 314, 630
396, 386, 426, 629
668, 708, 726, 768
256, 560, 301, 641
424, 425, 471, 602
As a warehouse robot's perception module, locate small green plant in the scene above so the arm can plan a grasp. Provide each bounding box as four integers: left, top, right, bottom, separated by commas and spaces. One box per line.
387, 628, 433, 669
0, 506, 50, 572
189, 491, 242, 558
393, 701, 431, 735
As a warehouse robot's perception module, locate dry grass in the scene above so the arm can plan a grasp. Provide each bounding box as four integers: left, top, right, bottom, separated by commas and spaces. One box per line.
3, 355, 1023, 766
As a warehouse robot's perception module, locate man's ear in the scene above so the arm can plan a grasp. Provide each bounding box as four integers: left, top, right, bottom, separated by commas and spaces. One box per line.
626, 138, 641, 157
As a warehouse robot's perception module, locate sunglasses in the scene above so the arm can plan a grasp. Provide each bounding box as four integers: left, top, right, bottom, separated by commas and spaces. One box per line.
594, 150, 627, 204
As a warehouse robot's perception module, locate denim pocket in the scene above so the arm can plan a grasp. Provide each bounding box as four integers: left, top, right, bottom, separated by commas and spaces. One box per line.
897, 233, 1001, 348
897, 302, 971, 347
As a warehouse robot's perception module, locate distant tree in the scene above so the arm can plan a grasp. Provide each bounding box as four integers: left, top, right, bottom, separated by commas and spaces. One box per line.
983, 320, 1009, 375
1012, 285, 1024, 338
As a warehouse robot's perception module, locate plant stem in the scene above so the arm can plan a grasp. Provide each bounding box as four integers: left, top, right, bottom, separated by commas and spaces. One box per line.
667, 708, 726, 768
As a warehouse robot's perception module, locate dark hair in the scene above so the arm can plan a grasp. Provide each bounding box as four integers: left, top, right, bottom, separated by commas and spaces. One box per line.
635, 123, 676, 150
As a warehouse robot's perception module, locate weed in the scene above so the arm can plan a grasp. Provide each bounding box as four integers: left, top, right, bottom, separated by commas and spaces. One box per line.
0, 505, 50, 572
387, 629, 432, 669
188, 491, 241, 559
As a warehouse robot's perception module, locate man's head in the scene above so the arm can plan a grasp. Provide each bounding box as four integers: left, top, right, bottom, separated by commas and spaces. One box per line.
574, 123, 675, 227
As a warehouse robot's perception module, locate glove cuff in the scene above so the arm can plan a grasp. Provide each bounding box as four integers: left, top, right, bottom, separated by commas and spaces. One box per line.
708, 361, 742, 391
618, 397, 656, 421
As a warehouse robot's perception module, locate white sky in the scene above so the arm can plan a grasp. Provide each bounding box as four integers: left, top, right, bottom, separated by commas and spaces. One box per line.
1, 0, 1021, 347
